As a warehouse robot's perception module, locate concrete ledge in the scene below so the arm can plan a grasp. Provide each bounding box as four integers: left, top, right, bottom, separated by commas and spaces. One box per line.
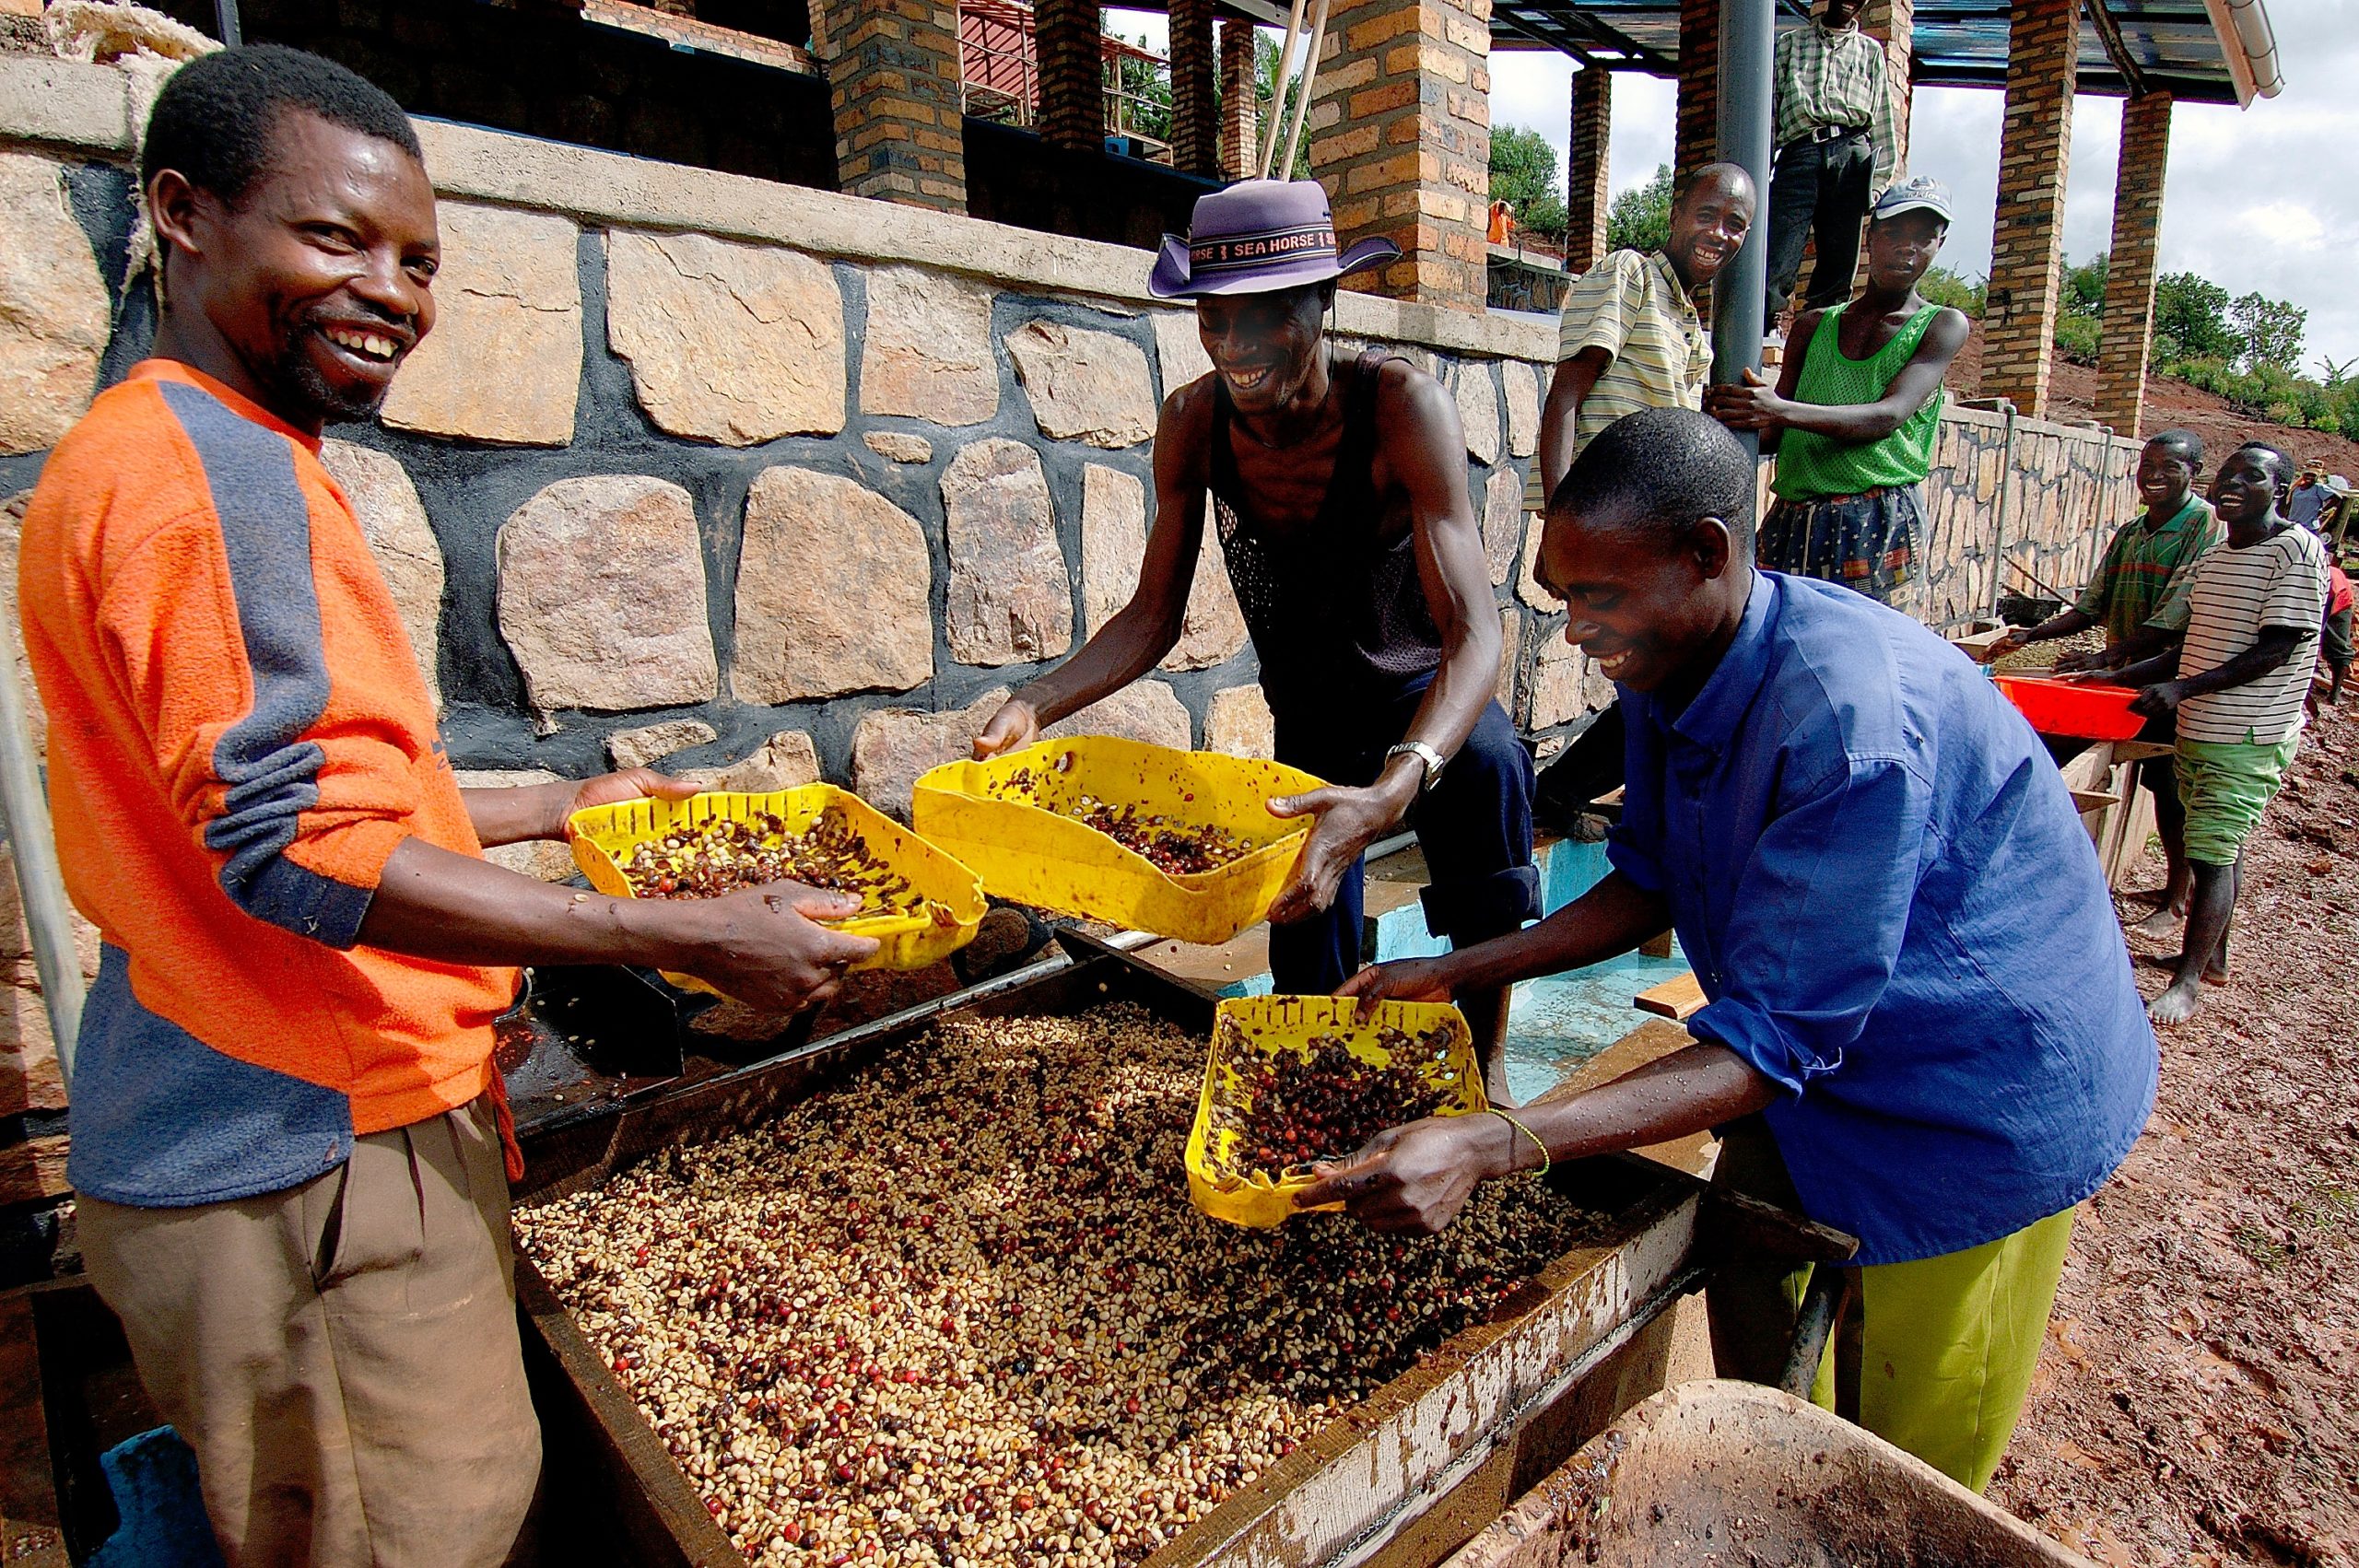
0, 55, 1555, 363
0, 56, 133, 154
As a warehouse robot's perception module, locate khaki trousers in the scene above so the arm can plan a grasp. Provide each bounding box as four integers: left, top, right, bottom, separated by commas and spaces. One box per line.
79, 1095, 542, 1567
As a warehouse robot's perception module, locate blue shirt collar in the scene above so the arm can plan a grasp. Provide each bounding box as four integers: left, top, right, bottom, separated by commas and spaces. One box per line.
1666, 571, 1778, 754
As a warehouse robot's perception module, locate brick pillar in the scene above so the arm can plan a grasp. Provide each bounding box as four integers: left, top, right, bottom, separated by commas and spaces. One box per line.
1982, 0, 2077, 418
1168, 0, 1219, 175
1036, 0, 1103, 152
1851, 0, 1914, 292
1675, 0, 1718, 179
1219, 16, 1258, 179
2096, 90, 2172, 438
1566, 62, 1612, 273
1861, 0, 1913, 175
825, 0, 968, 211
1309, 0, 1492, 310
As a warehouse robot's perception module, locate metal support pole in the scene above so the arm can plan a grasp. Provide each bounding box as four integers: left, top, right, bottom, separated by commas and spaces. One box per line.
0, 640, 80, 1090
214, 0, 243, 47
1988, 397, 2019, 622
1711, 0, 1774, 464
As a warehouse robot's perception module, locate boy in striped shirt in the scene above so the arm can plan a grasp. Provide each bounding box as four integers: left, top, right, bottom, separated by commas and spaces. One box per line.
2109, 443, 2327, 1024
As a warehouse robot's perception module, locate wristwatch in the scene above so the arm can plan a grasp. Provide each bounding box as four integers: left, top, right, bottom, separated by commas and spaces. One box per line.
1386, 740, 1448, 794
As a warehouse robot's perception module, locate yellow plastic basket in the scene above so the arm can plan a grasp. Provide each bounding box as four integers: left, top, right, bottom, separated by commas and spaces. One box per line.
568, 785, 986, 991
910, 737, 1327, 944
1184, 995, 1487, 1228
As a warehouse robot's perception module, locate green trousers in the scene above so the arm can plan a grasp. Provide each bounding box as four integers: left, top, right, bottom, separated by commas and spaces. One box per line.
1707, 1116, 2075, 1492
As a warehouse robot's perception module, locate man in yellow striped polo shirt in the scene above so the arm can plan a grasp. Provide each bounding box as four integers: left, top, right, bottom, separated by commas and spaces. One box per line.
1538, 164, 1756, 502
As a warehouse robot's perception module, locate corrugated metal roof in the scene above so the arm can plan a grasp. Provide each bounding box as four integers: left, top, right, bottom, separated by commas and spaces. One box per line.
1488, 0, 2252, 105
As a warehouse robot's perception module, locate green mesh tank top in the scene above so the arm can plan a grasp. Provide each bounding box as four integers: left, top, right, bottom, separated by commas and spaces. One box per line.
1771, 302, 1945, 501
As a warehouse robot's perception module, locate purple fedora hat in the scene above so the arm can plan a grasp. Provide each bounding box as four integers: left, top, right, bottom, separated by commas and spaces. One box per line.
1147, 179, 1401, 299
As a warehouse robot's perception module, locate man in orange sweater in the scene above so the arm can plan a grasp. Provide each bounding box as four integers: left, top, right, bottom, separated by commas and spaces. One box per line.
19, 46, 871, 1566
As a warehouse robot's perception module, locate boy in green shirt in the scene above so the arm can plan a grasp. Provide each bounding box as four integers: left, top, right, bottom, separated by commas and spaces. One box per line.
1706, 177, 1970, 605
1989, 429, 2220, 930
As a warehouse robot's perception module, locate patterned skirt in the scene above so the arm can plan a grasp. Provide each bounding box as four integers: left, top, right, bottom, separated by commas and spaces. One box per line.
1759, 483, 1925, 605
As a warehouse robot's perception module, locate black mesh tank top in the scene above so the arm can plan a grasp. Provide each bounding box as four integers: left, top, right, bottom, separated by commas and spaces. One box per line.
1208, 347, 1445, 718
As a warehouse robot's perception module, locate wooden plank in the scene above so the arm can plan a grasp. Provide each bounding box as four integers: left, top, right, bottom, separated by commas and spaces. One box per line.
1634, 973, 1706, 1022
0, 1289, 68, 1568
0, 1136, 69, 1209
2070, 789, 2120, 814
1951, 626, 2010, 659
1637, 930, 1674, 960
2108, 740, 2175, 763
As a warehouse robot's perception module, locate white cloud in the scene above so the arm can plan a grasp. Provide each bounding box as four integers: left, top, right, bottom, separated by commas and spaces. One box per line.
1493, 0, 2359, 369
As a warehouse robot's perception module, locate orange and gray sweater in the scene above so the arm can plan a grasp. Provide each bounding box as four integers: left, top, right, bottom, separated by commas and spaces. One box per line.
20, 359, 519, 1207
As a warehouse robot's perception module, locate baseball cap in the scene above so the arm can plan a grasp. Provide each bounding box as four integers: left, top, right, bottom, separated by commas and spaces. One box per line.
1872, 176, 1953, 224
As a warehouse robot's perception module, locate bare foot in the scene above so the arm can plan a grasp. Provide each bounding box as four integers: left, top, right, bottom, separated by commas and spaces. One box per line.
2203, 954, 2230, 986
2149, 979, 2204, 1025
2135, 905, 2184, 941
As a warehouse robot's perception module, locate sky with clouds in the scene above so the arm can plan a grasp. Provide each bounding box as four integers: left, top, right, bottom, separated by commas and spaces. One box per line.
1113, 1, 2355, 370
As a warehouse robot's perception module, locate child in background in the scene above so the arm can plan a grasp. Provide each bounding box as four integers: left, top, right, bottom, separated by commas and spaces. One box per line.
2317, 562, 2353, 714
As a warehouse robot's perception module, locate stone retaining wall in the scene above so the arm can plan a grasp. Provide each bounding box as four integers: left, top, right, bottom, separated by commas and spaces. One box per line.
0, 54, 2137, 1149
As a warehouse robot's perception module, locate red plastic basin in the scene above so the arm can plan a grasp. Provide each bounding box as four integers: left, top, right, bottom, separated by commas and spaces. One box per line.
1994, 675, 2146, 742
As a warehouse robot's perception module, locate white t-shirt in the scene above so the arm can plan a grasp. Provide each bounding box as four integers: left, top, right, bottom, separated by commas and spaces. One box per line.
2175, 523, 2329, 745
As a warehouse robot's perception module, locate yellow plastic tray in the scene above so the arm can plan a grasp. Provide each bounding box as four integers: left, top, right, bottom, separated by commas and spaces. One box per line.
569, 785, 986, 991
910, 737, 1327, 944
1184, 995, 1487, 1228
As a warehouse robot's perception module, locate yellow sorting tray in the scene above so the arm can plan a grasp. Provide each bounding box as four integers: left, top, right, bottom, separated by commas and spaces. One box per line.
910, 737, 1326, 944
569, 785, 986, 991
1184, 995, 1486, 1228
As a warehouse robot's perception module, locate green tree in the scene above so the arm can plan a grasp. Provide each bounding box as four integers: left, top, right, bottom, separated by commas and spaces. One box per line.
2151, 271, 2237, 369
2230, 290, 2306, 372
1605, 163, 1672, 256
2052, 252, 2106, 365
1489, 126, 1563, 235
2063, 252, 2106, 318
1917, 265, 1984, 318
1111, 33, 1171, 145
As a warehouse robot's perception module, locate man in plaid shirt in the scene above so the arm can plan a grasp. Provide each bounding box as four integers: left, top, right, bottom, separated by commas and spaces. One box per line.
1763, 0, 1902, 333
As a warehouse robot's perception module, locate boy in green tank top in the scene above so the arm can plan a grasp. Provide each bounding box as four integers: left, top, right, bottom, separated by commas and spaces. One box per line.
1708, 176, 1970, 605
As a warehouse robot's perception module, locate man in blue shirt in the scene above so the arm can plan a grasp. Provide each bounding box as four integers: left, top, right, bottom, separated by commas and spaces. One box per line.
1312, 407, 2155, 1491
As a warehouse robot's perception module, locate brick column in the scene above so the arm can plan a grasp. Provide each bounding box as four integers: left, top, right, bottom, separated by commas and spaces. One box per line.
1309, 0, 1492, 310
1036, 0, 1104, 152
1982, 0, 2077, 418
1219, 16, 1259, 179
1566, 62, 1612, 274
1675, 0, 1718, 179
1861, 0, 1913, 176
825, 0, 968, 211
1169, 0, 1219, 175
2096, 90, 2172, 438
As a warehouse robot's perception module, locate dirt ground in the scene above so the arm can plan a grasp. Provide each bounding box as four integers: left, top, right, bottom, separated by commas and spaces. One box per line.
1942, 331, 2359, 480
1987, 713, 2359, 1566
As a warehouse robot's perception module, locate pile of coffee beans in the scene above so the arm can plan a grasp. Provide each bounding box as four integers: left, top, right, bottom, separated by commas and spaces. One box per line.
517, 1005, 1600, 1568
1210, 1026, 1461, 1178
619, 806, 946, 923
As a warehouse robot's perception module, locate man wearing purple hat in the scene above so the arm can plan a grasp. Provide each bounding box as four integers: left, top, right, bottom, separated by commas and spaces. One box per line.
974, 180, 1537, 1096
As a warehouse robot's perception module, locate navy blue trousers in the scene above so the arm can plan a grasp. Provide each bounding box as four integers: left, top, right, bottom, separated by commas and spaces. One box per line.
1267, 684, 1541, 994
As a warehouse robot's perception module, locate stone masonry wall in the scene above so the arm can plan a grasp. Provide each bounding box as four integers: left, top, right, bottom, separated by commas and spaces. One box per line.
0, 56, 2136, 1162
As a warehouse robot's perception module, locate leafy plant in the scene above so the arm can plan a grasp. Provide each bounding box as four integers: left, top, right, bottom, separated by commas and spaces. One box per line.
1918, 265, 1985, 318
1606, 163, 1672, 256
2231, 289, 2306, 373
2152, 271, 2238, 367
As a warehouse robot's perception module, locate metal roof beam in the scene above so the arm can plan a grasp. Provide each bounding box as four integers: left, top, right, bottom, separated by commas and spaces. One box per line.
2083, 0, 2150, 96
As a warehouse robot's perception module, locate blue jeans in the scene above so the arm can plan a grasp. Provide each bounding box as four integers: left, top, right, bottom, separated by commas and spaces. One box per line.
1266, 683, 1540, 994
